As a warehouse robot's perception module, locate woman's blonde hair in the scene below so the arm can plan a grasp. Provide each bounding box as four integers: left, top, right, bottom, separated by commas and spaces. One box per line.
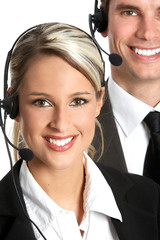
10, 22, 104, 161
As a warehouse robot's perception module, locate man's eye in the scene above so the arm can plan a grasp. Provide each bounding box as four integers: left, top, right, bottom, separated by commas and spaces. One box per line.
123, 11, 137, 16
32, 99, 51, 107
70, 98, 87, 106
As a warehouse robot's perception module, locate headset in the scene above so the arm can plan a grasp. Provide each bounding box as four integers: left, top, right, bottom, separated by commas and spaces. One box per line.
0, 28, 46, 233
0, 26, 37, 162
89, 0, 108, 34
89, 0, 123, 67
2, 26, 37, 120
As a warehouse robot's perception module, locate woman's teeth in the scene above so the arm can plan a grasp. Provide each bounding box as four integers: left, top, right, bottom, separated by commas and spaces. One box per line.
47, 137, 73, 146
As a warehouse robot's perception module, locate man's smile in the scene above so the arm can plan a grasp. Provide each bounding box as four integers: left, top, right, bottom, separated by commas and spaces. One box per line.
131, 47, 160, 56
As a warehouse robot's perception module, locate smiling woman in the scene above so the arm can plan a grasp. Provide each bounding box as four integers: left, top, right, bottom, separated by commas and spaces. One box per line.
10, 23, 104, 163
0, 22, 160, 240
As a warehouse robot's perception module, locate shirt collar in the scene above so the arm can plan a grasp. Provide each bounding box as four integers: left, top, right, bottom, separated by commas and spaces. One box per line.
83, 152, 122, 222
108, 77, 160, 136
20, 161, 63, 232
20, 153, 122, 231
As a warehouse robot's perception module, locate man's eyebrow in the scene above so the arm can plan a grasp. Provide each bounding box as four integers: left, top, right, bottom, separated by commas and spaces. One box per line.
115, 4, 160, 13
115, 4, 140, 11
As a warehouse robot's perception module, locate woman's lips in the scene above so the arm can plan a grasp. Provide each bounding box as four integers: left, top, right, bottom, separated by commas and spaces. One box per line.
43, 135, 79, 152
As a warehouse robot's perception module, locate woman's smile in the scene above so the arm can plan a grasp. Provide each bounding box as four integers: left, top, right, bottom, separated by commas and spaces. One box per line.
43, 134, 79, 152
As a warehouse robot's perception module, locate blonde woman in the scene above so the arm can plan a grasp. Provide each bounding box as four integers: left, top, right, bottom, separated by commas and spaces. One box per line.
0, 23, 159, 240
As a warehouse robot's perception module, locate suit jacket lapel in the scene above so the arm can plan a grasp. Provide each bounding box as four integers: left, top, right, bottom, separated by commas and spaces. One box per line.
92, 81, 127, 172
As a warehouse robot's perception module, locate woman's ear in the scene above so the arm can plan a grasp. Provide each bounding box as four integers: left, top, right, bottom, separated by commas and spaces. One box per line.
96, 87, 105, 117
7, 87, 13, 94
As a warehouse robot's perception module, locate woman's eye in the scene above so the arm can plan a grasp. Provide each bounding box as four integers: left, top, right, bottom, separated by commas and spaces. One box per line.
32, 99, 51, 107
70, 98, 87, 106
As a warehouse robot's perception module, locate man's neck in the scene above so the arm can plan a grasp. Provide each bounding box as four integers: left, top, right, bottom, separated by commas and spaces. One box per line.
111, 74, 160, 107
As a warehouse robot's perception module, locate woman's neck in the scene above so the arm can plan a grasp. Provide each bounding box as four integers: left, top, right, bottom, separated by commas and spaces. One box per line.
27, 158, 85, 224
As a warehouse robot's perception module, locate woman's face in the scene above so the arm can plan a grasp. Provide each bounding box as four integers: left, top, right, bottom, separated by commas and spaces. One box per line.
16, 55, 103, 170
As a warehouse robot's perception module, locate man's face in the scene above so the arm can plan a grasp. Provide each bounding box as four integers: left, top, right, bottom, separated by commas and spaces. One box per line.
106, 0, 160, 85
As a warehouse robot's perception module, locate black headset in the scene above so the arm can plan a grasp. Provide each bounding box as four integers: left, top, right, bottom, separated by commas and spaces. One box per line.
89, 0, 108, 35
89, 0, 122, 67
0, 25, 47, 238
2, 26, 38, 120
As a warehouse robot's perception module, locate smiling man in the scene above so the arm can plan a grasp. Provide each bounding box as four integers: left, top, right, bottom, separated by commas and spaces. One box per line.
93, 0, 160, 182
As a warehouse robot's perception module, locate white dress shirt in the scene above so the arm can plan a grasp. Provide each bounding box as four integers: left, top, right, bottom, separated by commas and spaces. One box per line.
108, 77, 160, 175
19, 153, 122, 240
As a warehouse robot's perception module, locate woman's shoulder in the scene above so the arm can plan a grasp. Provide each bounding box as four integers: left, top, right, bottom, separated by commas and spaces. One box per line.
0, 160, 23, 206
0, 160, 22, 185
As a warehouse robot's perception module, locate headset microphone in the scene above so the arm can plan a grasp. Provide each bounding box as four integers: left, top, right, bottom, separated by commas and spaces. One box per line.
89, 0, 122, 67
108, 53, 123, 67
0, 100, 34, 161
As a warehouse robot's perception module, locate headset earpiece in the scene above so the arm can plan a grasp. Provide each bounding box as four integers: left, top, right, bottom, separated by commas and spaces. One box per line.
89, 0, 122, 67
3, 92, 19, 119
91, 7, 108, 33
89, 0, 108, 34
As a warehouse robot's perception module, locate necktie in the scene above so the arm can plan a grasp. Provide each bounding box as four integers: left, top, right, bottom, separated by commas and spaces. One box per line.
143, 111, 160, 184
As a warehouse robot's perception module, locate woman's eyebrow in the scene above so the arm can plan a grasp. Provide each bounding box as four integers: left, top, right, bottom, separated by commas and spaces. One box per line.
27, 91, 92, 97
27, 92, 51, 97
70, 92, 91, 97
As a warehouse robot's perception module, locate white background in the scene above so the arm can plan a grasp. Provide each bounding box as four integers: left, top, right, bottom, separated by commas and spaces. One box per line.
0, 0, 110, 179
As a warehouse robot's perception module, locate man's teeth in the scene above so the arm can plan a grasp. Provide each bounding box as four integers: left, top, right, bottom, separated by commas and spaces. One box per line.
48, 137, 73, 146
134, 48, 160, 56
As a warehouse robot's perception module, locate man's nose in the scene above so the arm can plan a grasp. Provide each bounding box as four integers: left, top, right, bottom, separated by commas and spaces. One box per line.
135, 16, 159, 41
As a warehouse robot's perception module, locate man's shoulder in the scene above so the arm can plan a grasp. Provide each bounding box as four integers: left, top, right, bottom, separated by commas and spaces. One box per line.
96, 162, 160, 196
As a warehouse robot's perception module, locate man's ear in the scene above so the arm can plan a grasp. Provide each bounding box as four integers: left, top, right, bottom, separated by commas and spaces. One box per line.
101, 28, 108, 37
96, 87, 105, 117
14, 115, 20, 122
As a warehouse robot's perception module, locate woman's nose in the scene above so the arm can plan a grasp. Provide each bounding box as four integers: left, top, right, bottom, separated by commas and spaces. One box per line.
49, 107, 70, 132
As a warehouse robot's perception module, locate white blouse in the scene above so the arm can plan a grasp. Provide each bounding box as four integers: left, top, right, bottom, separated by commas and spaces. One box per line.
20, 153, 122, 240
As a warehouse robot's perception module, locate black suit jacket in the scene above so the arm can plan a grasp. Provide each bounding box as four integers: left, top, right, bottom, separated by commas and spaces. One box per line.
92, 83, 128, 172
0, 160, 160, 239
